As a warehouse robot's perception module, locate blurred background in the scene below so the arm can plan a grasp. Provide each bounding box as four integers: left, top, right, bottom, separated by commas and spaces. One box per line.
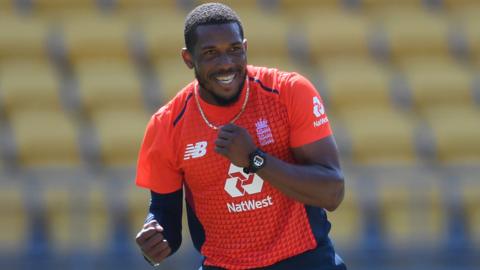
0, 0, 479, 269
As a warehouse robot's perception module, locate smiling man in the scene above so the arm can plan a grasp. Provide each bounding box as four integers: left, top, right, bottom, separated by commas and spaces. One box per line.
135, 3, 346, 270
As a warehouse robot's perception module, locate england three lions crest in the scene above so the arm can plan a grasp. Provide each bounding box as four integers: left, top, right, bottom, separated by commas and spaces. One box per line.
255, 118, 274, 146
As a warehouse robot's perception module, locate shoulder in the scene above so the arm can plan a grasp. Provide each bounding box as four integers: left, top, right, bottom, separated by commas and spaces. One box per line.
248, 65, 316, 102
152, 82, 195, 128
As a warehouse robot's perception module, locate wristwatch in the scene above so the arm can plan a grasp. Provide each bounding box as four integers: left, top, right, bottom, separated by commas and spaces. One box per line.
243, 148, 266, 174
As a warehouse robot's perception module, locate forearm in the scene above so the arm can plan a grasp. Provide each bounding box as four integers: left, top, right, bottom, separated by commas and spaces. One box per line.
147, 190, 183, 255
256, 154, 344, 210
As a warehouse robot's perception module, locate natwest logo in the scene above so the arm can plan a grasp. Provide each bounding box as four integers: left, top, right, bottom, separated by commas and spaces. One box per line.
224, 164, 263, 197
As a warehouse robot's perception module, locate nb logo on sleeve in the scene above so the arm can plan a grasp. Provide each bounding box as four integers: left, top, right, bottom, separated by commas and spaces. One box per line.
184, 141, 207, 160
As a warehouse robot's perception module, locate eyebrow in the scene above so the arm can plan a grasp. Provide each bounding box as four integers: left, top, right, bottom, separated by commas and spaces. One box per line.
200, 41, 243, 51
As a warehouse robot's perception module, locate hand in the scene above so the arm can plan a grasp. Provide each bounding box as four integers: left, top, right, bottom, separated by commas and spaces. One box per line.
214, 123, 257, 167
135, 220, 171, 266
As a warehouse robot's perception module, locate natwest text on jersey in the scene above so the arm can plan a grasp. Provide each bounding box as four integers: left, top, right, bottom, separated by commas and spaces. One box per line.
226, 196, 273, 213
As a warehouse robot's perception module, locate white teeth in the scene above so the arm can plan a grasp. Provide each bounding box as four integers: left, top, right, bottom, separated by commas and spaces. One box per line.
216, 74, 235, 84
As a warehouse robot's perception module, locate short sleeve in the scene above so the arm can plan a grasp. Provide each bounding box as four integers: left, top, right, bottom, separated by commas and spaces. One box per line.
135, 114, 183, 194
284, 73, 333, 148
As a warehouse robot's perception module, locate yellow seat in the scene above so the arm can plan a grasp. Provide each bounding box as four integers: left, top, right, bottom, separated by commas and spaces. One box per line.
126, 187, 151, 238
375, 166, 445, 249
83, 184, 110, 251
304, 9, 371, 63
0, 0, 13, 11
327, 176, 362, 248
359, 0, 424, 11
401, 58, 474, 112
239, 9, 290, 59
114, 0, 178, 15
277, 0, 341, 12
339, 108, 418, 164
155, 58, 195, 101
92, 109, 149, 167
75, 59, 144, 115
43, 185, 76, 253
457, 8, 480, 64
0, 15, 49, 61
9, 110, 81, 168
142, 10, 187, 60
443, 0, 479, 10
423, 106, 480, 164
248, 55, 302, 73
379, 8, 450, 62
458, 171, 480, 246
62, 16, 131, 64
0, 184, 27, 254
0, 60, 62, 115
319, 58, 393, 113
31, 0, 98, 18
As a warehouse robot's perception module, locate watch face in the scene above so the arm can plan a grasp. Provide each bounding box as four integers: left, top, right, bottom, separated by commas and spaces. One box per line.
253, 155, 264, 167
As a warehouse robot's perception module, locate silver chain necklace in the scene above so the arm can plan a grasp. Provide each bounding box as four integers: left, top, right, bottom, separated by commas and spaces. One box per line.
194, 77, 250, 130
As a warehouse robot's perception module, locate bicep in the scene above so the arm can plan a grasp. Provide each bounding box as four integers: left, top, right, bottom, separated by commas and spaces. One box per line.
291, 135, 341, 169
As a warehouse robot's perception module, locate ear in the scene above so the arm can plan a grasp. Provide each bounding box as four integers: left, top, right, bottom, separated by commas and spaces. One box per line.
243, 38, 248, 52
181, 48, 194, 69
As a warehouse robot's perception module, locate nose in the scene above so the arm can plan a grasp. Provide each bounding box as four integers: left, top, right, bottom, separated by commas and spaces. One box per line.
216, 52, 235, 70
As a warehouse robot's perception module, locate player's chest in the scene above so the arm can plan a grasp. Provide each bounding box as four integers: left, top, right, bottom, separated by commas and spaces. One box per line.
177, 96, 291, 189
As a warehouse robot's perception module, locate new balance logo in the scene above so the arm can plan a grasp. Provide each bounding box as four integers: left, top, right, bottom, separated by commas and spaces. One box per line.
184, 141, 207, 160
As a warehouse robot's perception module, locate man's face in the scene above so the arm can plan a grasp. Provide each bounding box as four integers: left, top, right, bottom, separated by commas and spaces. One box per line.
183, 22, 247, 105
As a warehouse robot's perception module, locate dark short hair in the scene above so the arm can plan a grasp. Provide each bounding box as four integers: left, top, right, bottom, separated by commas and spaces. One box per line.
184, 2, 244, 53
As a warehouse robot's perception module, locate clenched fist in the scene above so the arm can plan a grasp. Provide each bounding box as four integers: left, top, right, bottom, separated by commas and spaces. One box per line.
214, 123, 256, 167
136, 220, 171, 266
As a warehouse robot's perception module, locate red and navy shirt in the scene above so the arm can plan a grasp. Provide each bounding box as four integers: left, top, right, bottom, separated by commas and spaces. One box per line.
136, 65, 340, 269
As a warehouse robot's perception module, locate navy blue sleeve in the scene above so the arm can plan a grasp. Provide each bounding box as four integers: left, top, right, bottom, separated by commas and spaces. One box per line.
146, 189, 183, 256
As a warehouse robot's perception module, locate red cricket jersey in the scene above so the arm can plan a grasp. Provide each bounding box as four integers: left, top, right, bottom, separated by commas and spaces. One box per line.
136, 65, 332, 269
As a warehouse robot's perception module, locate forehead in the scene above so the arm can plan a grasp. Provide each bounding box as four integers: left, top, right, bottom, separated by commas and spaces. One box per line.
194, 22, 243, 48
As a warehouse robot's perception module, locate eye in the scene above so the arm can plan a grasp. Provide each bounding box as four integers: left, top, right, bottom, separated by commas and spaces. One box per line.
204, 49, 216, 56
230, 46, 242, 52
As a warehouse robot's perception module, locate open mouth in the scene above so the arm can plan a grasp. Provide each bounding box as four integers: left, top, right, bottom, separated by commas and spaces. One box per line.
215, 73, 236, 85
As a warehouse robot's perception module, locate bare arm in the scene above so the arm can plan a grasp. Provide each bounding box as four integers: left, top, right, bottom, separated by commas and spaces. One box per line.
215, 124, 344, 211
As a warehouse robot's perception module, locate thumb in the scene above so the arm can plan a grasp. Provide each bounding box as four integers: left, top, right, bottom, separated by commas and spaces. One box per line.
146, 219, 164, 232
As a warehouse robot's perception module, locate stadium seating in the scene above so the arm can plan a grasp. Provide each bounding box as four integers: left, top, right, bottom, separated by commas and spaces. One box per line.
0, 60, 62, 115
0, 183, 27, 254
378, 8, 451, 62
0, 15, 49, 61
374, 166, 446, 249
400, 58, 475, 112
30, 0, 98, 19
319, 57, 393, 113
454, 6, 480, 64
423, 105, 480, 164
75, 59, 144, 115
91, 109, 149, 167
141, 10, 187, 60
457, 170, 480, 246
9, 110, 81, 168
1, 0, 480, 268
276, 0, 342, 13
338, 108, 418, 164
115, 0, 178, 13
83, 184, 111, 251
248, 55, 303, 73
327, 173, 363, 248
62, 16, 131, 64
126, 186, 150, 238
239, 9, 291, 59
303, 9, 372, 63
155, 57, 195, 101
